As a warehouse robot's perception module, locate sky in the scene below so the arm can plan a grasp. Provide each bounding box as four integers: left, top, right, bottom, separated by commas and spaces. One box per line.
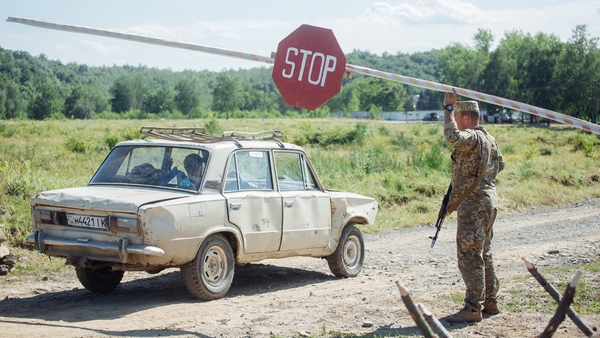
1, 0, 599, 72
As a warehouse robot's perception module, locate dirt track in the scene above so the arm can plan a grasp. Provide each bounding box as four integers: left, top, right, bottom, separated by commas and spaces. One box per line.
1, 199, 599, 338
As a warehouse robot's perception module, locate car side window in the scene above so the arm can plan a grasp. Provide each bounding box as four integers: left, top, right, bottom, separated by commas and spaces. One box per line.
224, 151, 272, 192
274, 152, 319, 191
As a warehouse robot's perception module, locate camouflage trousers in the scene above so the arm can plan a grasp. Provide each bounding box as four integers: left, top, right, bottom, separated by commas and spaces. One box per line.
456, 207, 499, 311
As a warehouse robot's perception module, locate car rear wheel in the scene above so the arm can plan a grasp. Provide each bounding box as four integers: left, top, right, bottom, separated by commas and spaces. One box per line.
326, 225, 364, 278
75, 267, 124, 293
181, 234, 234, 300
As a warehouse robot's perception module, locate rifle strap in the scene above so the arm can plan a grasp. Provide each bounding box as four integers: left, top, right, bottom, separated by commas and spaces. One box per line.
446, 133, 493, 215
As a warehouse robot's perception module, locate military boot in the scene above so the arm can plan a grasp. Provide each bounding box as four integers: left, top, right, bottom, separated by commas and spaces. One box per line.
482, 299, 500, 314
446, 305, 482, 323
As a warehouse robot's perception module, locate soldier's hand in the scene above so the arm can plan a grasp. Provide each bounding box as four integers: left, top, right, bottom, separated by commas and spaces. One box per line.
444, 88, 457, 106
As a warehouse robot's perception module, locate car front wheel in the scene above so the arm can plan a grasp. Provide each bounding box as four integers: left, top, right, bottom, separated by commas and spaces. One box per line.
181, 234, 234, 300
75, 267, 124, 293
326, 225, 364, 278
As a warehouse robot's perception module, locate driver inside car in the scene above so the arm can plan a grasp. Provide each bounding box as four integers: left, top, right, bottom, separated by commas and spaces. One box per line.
180, 153, 204, 190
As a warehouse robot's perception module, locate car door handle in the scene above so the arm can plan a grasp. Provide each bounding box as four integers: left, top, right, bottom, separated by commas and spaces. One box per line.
230, 202, 242, 210
284, 200, 294, 208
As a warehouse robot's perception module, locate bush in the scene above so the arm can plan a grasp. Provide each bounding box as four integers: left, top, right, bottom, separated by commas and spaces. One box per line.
64, 135, 89, 154
121, 127, 141, 141
96, 111, 122, 120
104, 133, 120, 149
5, 180, 30, 199
571, 133, 596, 158
0, 122, 19, 137
204, 118, 223, 135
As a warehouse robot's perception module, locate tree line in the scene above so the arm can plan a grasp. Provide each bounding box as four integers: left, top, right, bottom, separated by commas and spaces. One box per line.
440, 25, 600, 122
0, 24, 598, 121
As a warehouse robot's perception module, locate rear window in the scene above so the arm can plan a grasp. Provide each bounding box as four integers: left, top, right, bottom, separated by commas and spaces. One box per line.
90, 145, 209, 191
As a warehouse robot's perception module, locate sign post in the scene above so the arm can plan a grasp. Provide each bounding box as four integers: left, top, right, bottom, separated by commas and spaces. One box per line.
271, 24, 347, 111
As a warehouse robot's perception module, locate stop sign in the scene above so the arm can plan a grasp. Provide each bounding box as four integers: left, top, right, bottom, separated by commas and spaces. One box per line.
272, 24, 347, 111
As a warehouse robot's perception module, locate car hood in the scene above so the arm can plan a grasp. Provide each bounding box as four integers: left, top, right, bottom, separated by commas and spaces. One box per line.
31, 186, 188, 213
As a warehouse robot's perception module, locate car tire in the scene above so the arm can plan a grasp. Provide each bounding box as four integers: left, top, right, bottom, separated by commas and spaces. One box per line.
181, 234, 234, 300
75, 267, 124, 293
326, 225, 364, 278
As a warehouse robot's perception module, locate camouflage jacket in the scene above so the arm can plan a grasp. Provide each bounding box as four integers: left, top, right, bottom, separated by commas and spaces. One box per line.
444, 121, 505, 212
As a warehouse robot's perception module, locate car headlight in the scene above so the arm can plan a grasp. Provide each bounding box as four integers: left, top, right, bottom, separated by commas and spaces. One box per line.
108, 216, 140, 234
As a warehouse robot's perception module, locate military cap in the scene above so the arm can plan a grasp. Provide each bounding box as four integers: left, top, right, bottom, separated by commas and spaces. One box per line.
454, 101, 480, 113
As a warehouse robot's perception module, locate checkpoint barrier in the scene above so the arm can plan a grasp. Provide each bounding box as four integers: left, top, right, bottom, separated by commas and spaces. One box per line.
7, 15, 600, 136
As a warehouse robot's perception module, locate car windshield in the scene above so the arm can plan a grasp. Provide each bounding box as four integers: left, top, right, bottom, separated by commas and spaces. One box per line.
90, 145, 209, 191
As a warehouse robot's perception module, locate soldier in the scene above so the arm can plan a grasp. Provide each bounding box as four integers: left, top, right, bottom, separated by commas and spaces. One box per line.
442, 89, 505, 323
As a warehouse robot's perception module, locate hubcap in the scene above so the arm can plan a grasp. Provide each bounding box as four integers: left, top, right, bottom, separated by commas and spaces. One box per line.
343, 235, 361, 269
203, 246, 227, 286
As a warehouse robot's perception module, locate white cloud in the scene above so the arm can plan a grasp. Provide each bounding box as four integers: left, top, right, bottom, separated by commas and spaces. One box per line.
364, 0, 491, 26
460, 1, 599, 50
81, 40, 124, 55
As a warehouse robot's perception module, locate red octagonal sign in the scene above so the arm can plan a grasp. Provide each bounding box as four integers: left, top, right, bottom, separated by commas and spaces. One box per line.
272, 24, 347, 111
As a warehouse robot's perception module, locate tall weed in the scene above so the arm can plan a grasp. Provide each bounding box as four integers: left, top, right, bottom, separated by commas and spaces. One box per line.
204, 118, 223, 135
571, 133, 597, 158
65, 135, 89, 154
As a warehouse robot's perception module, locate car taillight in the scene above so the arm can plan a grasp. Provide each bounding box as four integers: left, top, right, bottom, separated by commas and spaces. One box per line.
35, 210, 59, 225
109, 216, 140, 234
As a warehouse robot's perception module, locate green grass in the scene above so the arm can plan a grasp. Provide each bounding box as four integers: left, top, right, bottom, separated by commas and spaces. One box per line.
1, 247, 70, 278
541, 261, 600, 315
434, 259, 600, 316
498, 259, 600, 314
1, 118, 599, 248
437, 291, 465, 305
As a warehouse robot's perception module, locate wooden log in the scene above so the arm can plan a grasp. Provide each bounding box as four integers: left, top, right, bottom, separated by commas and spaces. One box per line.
539, 269, 583, 338
522, 257, 594, 337
395, 281, 438, 338
418, 303, 453, 338
523, 258, 593, 336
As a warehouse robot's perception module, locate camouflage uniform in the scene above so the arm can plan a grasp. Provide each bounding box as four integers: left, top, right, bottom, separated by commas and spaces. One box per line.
444, 118, 505, 312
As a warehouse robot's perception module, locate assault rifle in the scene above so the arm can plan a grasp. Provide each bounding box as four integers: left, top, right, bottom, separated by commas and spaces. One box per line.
429, 183, 452, 248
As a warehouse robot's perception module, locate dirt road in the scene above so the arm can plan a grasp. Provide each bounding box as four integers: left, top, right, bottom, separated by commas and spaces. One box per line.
1, 200, 599, 338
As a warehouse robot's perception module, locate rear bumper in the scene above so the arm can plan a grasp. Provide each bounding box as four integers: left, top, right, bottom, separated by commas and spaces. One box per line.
27, 229, 165, 264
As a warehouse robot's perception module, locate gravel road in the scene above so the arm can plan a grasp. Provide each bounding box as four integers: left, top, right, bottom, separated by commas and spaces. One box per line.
1, 199, 599, 338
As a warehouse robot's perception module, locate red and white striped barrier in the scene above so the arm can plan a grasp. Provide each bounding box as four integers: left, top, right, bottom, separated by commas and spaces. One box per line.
345, 64, 600, 135
6, 16, 274, 65
8, 16, 600, 135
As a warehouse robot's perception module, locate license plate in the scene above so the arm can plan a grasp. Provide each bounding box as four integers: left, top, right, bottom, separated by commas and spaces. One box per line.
67, 214, 108, 230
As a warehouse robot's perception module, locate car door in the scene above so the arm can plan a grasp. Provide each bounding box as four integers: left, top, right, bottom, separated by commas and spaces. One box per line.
274, 151, 331, 251
224, 150, 282, 253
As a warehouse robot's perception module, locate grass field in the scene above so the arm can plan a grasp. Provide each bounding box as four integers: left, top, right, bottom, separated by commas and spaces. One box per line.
0, 118, 599, 246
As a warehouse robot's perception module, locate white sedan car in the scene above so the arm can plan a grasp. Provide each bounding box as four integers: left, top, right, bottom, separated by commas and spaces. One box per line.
28, 127, 378, 300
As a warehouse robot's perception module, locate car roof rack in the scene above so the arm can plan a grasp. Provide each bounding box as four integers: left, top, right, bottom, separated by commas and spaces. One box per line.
222, 130, 285, 148
140, 127, 285, 148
